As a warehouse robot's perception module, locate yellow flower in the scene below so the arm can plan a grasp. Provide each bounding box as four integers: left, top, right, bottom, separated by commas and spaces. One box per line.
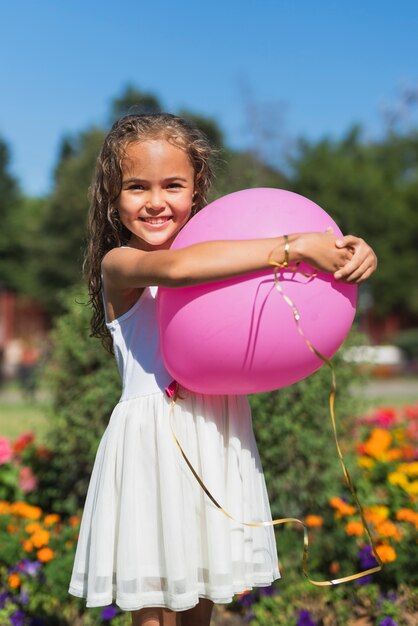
37, 547, 55, 562
8, 573, 21, 589
345, 521, 364, 536
357, 457, 375, 469
30, 529, 50, 548
397, 462, 418, 476
305, 515, 323, 528
376, 543, 396, 563
404, 480, 418, 496
388, 472, 409, 489
364, 506, 389, 525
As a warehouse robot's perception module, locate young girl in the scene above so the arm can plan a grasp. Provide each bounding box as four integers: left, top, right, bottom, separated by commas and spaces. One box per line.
68, 113, 377, 626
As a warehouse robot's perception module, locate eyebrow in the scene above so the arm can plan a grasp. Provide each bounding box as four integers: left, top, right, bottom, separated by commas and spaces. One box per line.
122, 176, 189, 183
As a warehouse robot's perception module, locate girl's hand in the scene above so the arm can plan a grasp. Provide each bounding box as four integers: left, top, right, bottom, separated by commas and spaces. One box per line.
294, 231, 354, 274
333, 235, 378, 284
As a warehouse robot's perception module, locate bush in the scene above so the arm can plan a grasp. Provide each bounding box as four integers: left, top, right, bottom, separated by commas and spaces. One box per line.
250, 329, 367, 520
35, 287, 120, 515
393, 328, 418, 364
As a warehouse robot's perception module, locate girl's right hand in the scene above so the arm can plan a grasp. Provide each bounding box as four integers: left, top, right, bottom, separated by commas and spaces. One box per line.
293, 230, 354, 274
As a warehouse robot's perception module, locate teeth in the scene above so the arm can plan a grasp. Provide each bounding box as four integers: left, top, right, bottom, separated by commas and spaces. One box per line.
142, 217, 170, 224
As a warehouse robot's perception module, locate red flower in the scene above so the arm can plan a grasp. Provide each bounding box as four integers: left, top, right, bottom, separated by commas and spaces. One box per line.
13, 432, 35, 454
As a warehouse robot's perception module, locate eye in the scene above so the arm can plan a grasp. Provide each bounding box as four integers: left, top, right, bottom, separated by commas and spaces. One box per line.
167, 182, 182, 189
126, 183, 145, 191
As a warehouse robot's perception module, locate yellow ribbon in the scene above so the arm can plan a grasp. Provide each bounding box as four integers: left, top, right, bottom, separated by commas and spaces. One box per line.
169, 262, 383, 586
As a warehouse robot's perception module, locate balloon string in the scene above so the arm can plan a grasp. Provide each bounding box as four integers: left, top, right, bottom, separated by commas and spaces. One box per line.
169, 263, 382, 586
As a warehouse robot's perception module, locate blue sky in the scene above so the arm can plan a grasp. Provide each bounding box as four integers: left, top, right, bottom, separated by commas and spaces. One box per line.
1, 0, 417, 196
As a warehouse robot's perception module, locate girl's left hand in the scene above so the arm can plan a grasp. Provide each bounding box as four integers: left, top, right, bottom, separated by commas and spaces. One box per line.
333, 235, 377, 284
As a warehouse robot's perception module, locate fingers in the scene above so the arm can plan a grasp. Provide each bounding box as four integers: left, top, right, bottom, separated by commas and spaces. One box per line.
334, 251, 377, 284
335, 235, 362, 248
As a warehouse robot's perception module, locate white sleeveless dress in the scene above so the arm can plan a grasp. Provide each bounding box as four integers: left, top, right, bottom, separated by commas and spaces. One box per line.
68, 286, 280, 612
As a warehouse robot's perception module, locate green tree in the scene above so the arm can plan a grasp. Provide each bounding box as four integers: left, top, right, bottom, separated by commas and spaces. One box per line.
29, 128, 105, 312
109, 84, 162, 124
289, 126, 418, 323
0, 136, 25, 292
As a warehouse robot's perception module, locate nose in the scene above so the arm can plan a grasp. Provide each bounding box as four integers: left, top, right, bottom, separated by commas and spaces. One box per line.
146, 188, 165, 211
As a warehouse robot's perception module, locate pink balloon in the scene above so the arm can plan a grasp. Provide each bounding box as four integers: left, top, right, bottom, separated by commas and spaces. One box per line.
157, 188, 357, 394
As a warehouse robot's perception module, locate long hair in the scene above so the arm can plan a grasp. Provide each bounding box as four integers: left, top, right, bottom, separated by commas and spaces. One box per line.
84, 113, 217, 352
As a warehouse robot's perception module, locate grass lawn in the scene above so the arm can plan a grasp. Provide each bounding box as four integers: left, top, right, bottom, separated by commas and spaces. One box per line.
0, 389, 51, 442
0, 376, 417, 445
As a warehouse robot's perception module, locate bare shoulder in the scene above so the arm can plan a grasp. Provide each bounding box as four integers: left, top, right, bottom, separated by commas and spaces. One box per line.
101, 247, 146, 284
101, 248, 146, 321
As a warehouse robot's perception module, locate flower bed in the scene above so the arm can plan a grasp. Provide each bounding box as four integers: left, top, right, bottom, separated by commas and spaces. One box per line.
1, 404, 417, 625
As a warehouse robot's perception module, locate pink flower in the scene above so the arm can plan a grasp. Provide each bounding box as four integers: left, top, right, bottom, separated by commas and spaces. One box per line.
18, 466, 38, 493
0, 437, 13, 464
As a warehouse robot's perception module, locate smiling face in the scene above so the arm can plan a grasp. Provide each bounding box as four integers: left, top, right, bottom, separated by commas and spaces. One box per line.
117, 139, 196, 250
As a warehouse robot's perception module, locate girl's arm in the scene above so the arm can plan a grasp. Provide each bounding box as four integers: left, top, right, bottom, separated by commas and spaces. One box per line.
102, 231, 375, 290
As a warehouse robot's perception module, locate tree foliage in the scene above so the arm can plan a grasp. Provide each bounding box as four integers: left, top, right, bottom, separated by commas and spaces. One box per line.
289, 127, 418, 322
2, 85, 418, 326
0, 136, 24, 291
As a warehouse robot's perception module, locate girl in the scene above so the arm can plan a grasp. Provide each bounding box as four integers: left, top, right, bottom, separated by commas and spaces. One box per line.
68, 113, 377, 626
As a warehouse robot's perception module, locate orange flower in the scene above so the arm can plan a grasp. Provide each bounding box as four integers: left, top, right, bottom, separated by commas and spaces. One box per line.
375, 543, 396, 563
68, 515, 80, 527
10, 502, 42, 520
329, 497, 356, 517
305, 515, 323, 528
363, 428, 392, 459
386, 449, 403, 461
37, 547, 55, 562
0, 501, 11, 515
8, 573, 21, 589
376, 520, 402, 542
7, 524, 19, 534
396, 508, 418, 525
329, 561, 340, 575
22, 539, 33, 552
25, 522, 42, 534
30, 529, 50, 548
345, 521, 363, 536
44, 513, 61, 527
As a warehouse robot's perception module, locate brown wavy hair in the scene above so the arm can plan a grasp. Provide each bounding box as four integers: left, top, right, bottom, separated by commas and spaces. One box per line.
84, 113, 217, 352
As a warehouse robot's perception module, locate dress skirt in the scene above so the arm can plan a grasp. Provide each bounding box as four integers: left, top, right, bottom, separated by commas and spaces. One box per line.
68, 388, 280, 612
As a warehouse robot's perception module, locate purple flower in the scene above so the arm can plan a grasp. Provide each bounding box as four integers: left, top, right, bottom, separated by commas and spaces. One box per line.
19, 589, 29, 605
0, 591, 9, 609
17, 560, 42, 578
259, 585, 275, 597
100, 605, 119, 621
357, 545, 378, 569
238, 592, 256, 608
355, 574, 374, 586
297, 609, 317, 626
10, 610, 26, 626
379, 619, 398, 626
243, 611, 256, 623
